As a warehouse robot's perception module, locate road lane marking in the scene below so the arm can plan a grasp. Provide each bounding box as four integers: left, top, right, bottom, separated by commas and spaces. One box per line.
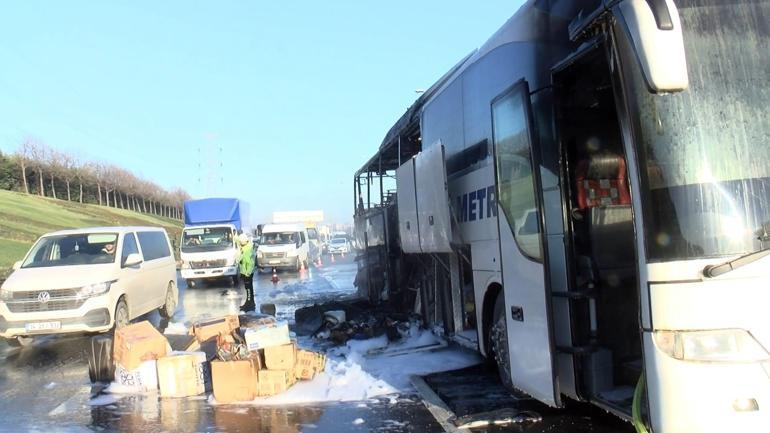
49, 385, 91, 416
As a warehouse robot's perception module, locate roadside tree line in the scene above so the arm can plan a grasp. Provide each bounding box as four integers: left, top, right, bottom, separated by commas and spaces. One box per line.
0, 138, 189, 220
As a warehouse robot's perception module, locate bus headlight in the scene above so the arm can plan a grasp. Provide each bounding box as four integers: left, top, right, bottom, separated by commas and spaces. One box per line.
654, 329, 770, 363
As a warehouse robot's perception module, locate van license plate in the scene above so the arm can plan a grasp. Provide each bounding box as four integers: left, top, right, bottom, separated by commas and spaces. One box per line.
269, 260, 280, 265
25, 321, 61, 332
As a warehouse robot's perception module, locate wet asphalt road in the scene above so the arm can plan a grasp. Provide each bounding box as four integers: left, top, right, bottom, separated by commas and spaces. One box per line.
0, 255, 444, 433
0, 255, 633, 433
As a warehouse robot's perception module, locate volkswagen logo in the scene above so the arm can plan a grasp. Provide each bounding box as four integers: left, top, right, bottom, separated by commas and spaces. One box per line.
37, 291, 51, 304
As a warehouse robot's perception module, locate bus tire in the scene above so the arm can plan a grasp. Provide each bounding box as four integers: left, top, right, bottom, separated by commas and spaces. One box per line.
491, 292, 513, 390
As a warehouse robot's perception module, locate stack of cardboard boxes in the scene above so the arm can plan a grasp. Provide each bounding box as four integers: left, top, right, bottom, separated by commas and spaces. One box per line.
105, 316, 325, 403
210, 316, 326, 403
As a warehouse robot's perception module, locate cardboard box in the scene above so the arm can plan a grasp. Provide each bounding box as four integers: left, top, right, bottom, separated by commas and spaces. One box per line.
211, 358, 260, 403
165, 333, 197, 352
114, 359, 159, 392
294, 349, 327, 381
257, 369, 293, 396
263, 342, 296, 370
157, 351, 210, 398
114, 321, 169, 371
316, 352, 327, 372
191, 315, 239, 343
295, 349, 318, 380
243, 321, 290, 351
185, 338, 218, 361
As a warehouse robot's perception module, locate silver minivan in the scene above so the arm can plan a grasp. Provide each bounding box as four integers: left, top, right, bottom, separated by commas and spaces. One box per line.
0, 226, 178, 346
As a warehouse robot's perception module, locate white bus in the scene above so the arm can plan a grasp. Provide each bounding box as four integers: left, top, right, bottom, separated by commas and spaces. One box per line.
353, 1, 769, 432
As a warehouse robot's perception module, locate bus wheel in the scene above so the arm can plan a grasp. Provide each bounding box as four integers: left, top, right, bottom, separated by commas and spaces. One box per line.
491, 292, 513, 390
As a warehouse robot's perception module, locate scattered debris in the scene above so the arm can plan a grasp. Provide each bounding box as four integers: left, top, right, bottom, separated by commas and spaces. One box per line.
295, 300, 420, 347
90, 310, 325, 405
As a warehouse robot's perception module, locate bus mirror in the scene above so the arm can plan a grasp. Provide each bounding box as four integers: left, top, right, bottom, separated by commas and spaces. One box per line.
618, 0, 688, 93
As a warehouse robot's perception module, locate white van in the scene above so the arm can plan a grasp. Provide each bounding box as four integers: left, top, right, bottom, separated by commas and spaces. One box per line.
0, 226, 178, 347
256, 223, 309, 272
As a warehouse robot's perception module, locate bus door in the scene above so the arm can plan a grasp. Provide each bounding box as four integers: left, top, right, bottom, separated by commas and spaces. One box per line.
550, 33, 648, 416
492, 80, 560, 406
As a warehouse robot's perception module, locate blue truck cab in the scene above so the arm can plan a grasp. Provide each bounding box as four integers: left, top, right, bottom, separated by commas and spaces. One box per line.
179, 198, 246, 287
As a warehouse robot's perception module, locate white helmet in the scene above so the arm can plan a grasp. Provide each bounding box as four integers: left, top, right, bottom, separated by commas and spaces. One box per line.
238, 233, 250, 245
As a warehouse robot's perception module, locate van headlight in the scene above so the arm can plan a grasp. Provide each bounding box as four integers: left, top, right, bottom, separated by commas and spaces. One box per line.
77, 280, 116, 299
256, 251, 263, 259
654, 329, 770, 363
287, 250, 299, 257
0, 288, 12, 302
181, 260, 190, 269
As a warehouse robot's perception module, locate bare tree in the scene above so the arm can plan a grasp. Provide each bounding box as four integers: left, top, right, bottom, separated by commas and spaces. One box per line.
14, 139, 35, 194
72, 158, 87, 203
46, 149, 67, 200
26, 140, 48, 197
8, 139, 190, 217
58, 152, 78, 201
90, 162, 106, 205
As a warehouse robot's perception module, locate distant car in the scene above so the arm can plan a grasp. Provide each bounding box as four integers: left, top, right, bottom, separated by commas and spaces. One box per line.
0, 226, 178, 347
327, 237, 350, 255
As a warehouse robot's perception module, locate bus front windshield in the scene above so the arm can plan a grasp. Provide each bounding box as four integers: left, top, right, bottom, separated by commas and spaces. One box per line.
625, 0, 770, 262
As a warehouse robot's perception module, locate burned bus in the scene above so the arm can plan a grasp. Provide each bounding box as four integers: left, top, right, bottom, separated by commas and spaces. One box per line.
353, 0, 769, 432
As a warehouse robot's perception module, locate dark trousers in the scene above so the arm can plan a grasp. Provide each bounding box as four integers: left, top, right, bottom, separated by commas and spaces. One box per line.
243, 273, 254, 305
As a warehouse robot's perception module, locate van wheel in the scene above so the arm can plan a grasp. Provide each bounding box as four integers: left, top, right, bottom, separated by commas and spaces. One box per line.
303, 260, 309, 270
113, 297, 130, 330
186, 279, 196, 289
159, 282, 178, 319
295, 257, 301, 272
490, 292, 513, 390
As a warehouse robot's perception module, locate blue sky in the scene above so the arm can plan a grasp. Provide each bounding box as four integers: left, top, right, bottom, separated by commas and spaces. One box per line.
0, 1, 523, 224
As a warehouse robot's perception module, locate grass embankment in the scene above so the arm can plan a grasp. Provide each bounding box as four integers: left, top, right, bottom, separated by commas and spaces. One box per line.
0, 189, 182, 280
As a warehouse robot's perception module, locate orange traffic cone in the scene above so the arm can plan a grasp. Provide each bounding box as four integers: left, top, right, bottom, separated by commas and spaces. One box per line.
316, 256, 323, 268
271, 267, 279, 284
300, 260, 306, 273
